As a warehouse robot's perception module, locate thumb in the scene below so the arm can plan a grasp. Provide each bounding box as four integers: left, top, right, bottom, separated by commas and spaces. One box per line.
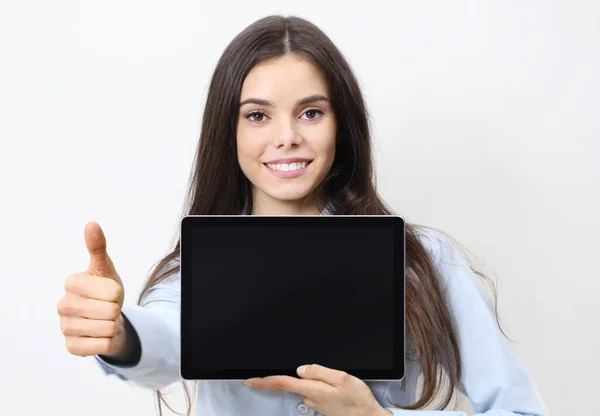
84, 221, 119, 280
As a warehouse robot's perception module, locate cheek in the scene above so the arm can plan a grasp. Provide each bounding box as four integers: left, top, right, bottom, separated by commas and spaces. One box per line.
309, 124, 336, 160
237, 125, 267, 162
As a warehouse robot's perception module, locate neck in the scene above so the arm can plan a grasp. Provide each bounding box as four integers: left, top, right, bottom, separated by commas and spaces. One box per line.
251, 192, 323, 216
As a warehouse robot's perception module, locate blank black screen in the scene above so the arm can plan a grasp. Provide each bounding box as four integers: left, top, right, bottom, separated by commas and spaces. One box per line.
181, 218, 403, 379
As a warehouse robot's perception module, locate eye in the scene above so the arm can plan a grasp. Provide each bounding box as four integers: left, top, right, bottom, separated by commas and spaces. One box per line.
300, 108, 325, 121
245, 111, 269, 123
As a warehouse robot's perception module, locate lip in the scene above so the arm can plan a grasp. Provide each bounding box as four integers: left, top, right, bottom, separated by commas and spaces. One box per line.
264, 157, 312, 164
263, 159, 312, 179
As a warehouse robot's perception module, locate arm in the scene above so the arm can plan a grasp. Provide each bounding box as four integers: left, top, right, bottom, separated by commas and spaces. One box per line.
384, 229, 549, 416
94, 267, 181, 391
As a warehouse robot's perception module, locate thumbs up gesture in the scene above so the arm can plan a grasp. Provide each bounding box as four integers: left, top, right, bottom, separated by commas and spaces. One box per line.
58, 222, 128, 358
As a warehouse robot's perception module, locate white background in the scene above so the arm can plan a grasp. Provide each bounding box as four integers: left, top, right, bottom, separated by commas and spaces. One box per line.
1, 1, 598, 415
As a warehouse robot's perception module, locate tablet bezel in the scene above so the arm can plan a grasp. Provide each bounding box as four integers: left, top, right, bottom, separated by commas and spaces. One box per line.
180, 215, 405, 381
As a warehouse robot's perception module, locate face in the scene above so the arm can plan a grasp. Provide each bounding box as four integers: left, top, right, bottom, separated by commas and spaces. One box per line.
236, 53, 336, 208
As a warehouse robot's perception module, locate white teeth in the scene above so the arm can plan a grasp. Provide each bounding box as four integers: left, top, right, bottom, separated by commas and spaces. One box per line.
266, 161, 308, 171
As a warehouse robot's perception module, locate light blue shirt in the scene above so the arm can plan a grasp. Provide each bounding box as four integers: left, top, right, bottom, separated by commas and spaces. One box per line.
95, 212, 549, 416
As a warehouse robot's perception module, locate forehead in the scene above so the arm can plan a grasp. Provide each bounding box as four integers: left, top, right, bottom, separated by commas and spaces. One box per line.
240, 53, 328, 101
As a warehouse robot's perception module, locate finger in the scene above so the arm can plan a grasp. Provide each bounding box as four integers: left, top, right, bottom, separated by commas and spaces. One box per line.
297, 364, 351, 387
303, 397, 319, 412
84, 222, 118, 280
58, 294, 121, 320
60, 316, 118, 337
65, 273, 123, 303
65, 336, 112, 357
245, 376, 332, 401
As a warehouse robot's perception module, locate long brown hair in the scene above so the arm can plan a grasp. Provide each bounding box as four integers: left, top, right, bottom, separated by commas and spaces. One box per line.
138, 15, 505, 415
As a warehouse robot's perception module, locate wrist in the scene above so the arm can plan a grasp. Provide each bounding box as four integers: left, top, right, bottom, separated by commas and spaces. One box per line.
105, 313, 130, 358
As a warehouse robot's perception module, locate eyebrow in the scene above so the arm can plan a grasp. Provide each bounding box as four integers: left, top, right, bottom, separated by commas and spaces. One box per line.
239, 94, 329, 107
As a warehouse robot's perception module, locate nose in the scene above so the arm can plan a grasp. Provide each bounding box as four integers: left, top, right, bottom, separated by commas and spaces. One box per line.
272, 117, 302, 148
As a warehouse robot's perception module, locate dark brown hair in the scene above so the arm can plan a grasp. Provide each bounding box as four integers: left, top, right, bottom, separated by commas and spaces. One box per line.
138, 15, 504, 415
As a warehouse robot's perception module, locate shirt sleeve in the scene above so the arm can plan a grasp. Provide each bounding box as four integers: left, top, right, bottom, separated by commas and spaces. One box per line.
94, 267, 181, 391
383, 228, 549, 416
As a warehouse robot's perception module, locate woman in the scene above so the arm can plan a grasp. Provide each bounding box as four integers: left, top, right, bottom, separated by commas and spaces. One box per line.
57, 15, 549, 416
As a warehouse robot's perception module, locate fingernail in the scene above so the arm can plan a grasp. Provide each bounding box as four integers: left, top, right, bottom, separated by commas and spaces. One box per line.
244, 379, 253, 386
297, 365, 308, 375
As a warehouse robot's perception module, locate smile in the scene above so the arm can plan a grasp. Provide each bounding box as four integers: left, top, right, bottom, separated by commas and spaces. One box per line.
263, 160, 313, 178
265, 161, 309, 171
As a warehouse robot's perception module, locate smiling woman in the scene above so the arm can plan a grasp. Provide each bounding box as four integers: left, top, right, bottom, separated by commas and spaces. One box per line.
237, 54, 336, 211
57, 14, 549, 416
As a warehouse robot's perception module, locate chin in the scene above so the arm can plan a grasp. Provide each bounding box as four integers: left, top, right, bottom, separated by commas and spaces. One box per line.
243, 162, 329, 203
263, 185, 314, 202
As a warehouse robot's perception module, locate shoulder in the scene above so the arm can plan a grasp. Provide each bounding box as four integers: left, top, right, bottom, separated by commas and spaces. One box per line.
409, 225, 496, 312
410, 225, 467, 273
140, 259, 182, 304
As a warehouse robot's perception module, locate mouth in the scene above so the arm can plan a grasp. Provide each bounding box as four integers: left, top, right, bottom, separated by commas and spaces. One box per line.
263, 159, 313, 172
263, 159, 313, 178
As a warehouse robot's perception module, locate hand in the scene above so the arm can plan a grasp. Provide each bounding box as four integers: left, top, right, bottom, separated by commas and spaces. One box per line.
57, 222, 127, 357
245, 364, 392, 416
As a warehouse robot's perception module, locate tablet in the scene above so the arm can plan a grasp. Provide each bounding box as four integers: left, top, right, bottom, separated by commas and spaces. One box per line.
180, 215, 405, 381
